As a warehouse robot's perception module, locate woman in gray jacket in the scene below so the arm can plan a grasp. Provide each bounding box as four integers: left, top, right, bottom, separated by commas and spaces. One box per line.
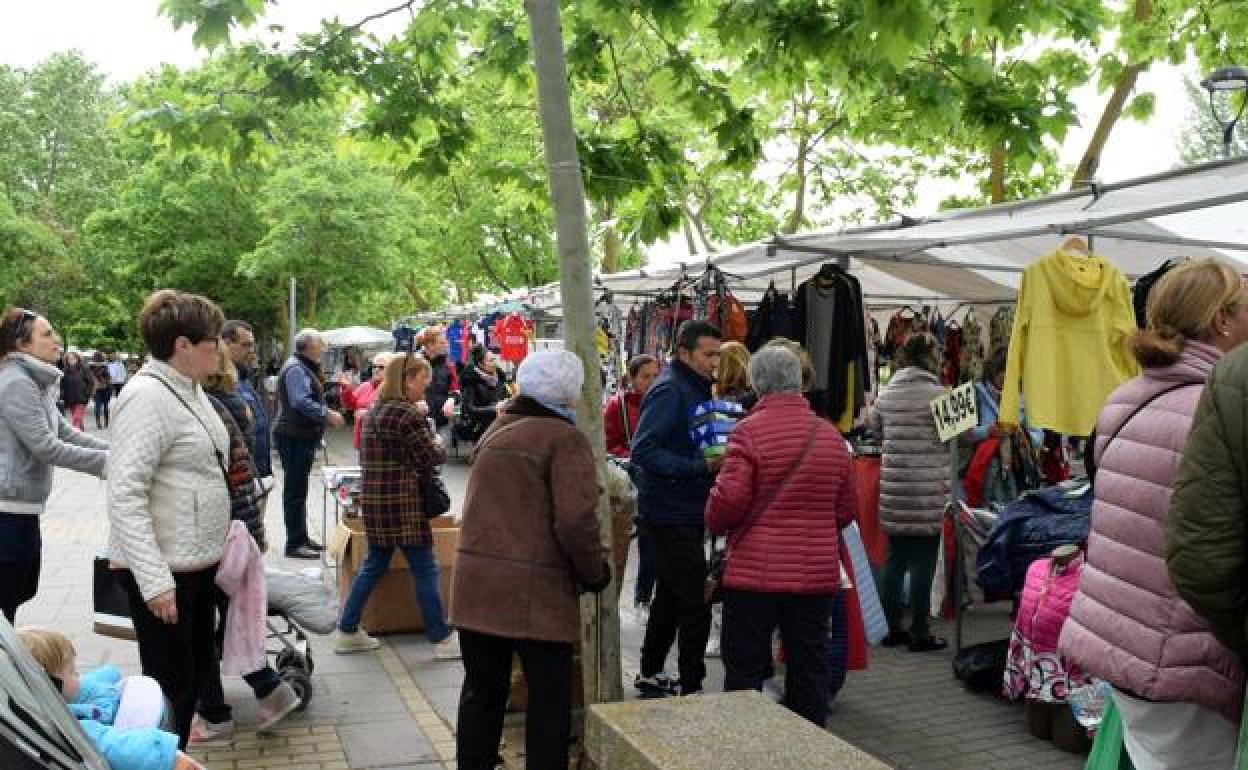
0, 307, 108, 622
871, 332, 950, 652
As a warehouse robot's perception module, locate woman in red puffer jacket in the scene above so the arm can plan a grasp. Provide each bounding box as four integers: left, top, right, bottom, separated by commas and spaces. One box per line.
705, 345, 856, 726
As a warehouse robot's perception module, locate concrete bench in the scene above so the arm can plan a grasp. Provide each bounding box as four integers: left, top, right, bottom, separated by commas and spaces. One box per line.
585, 690, 890, 770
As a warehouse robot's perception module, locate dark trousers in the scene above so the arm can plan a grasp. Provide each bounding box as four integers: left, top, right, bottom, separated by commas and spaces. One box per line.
827, 591, 848, 701
197, 586, 282, 724
274, 432, 318, 550
722, 589, 834, 726
456, 629, 573, 770
639, 524, 711, 692
0, 558, 40, 623
633, 529, 657, 606
880, 533, 941, 641
120, 566, 219, 749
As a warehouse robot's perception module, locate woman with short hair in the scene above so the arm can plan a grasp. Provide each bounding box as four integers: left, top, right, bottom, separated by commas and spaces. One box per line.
714, 341, 756, 410
706, 345, 856, 725
0, 308, 108, 622
459, 344, 510, 441
333, 352, 458, 659
106, 289, 231, 748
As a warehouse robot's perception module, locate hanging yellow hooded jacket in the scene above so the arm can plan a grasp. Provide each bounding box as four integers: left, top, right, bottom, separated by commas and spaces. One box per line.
999, 249, 1138, 437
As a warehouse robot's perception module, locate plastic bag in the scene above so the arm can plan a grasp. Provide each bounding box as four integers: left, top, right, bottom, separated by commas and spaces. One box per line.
266, 568, 339, 634
1085, 692, 1134, 770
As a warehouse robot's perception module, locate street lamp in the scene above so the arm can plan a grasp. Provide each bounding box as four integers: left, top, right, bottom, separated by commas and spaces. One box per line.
1200, 66, 1248, 159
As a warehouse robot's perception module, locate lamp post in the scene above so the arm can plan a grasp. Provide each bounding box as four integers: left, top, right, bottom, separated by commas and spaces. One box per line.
1200, 66, 1248, 159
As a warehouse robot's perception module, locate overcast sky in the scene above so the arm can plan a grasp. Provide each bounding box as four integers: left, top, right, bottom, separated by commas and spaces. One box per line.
1, 0, 1198, 215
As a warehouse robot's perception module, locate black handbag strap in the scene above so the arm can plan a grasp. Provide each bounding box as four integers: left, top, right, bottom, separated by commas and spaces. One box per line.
714, 417, 821, 548
1090, 382, 1199, 481
141, 372, 229, 487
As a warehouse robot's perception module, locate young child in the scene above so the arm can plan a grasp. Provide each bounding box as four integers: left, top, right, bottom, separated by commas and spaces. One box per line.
17, 628, 203, 770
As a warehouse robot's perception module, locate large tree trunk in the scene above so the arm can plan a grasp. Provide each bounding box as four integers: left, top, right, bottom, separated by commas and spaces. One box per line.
602, 201, 622, 274
525, 0, 623, 719
1070, 0, 1152, 189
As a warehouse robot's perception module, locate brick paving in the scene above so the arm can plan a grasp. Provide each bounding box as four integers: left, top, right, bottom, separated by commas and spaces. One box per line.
27, 425, 1090, 769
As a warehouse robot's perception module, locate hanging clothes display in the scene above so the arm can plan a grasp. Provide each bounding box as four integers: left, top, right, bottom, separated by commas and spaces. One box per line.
960, 308, 984, 383
942, 322, 963, 386
795, 264, 871, 429
446, 319, 466, 363
989, 305, 1014, 357
999, 247, 1139, 437
882, 306, 922, 362
745, 282, 798, 351
498, 313, 530, 364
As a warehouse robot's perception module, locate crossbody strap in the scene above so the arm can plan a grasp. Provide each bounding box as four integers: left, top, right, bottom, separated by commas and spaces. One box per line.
719, 417, 821, 547
142, 372, 230, 487
1090, 382, 1199, 481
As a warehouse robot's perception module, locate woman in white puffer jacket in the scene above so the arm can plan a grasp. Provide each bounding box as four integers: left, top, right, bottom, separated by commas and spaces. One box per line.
107, 289, 231, 750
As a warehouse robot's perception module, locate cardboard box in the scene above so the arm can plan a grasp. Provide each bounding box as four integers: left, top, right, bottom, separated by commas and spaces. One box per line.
332, 517, 460, 635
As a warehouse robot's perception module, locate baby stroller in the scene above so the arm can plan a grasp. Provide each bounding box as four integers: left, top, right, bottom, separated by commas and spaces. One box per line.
264, 568, 340, 709
0, 614, 109, 769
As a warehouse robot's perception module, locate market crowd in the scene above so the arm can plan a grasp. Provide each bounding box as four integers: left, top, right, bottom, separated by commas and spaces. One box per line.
3, 256, 1248, 769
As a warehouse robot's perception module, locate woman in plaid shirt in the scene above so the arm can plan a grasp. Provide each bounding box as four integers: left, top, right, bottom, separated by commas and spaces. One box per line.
333, 353, 460, 659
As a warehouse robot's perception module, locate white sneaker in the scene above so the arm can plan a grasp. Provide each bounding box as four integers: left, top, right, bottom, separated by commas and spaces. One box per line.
332, 628, 381, 654
705, 633, 721, 658
434, 632, 462, 660
188, 715, 234, 747
255, 682, 300, 731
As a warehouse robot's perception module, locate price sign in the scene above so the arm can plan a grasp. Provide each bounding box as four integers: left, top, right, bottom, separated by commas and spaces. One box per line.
930, 382, 979, 442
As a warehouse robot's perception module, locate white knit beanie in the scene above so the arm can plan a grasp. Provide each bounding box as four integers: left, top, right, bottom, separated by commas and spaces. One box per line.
516, 350, 584, 405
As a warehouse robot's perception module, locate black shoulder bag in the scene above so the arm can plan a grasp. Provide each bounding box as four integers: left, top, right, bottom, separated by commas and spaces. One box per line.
705, 418, 821, 604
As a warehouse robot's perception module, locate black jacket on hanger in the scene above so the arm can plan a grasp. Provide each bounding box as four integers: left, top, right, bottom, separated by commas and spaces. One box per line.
794, 264, 870, 420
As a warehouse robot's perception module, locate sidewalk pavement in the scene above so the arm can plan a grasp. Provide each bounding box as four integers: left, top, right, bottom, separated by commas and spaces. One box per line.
27, 425, 1087, 769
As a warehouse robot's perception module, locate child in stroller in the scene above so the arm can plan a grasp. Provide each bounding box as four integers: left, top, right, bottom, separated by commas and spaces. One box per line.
18, 627, 203, 770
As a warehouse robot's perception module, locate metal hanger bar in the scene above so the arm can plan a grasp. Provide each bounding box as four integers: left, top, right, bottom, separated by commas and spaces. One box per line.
1077, 227, 1248, 253
768, 240, 1027, 274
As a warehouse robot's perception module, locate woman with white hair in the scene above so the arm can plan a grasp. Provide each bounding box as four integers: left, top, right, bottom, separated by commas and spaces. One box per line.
452, 350, 610, 770
706, 346, 857, 726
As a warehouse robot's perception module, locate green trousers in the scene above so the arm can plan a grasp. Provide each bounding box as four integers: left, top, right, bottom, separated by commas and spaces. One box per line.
879, 534, 941, 641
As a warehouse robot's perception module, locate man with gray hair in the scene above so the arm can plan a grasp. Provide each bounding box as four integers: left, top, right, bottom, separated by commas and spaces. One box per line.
274, 329, 344, 559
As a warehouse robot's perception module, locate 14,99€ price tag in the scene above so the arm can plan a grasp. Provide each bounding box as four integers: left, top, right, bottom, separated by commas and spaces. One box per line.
930, 382, 979, 442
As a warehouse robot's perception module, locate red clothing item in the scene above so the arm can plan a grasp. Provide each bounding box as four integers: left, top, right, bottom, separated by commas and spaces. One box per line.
341, 379, 380, 449
602, 391, 642, 458
499, 314, 530, 363
705, 392, 857, 594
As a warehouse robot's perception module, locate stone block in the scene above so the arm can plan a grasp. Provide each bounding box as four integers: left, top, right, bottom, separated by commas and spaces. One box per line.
586, 691, 890, 770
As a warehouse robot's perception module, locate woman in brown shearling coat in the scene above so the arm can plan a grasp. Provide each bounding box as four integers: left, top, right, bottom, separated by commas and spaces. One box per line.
452, 350, 609, 770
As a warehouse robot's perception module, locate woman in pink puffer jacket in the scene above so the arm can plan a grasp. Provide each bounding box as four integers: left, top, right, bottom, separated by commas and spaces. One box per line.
1058, 258, 1248, 769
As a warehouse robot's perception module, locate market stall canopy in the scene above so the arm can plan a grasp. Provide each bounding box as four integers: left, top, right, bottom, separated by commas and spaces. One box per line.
597, 156, 1248, 304
322, 326, 393, 348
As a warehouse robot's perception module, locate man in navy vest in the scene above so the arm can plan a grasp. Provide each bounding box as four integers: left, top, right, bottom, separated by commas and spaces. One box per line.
274, 329, 343, 559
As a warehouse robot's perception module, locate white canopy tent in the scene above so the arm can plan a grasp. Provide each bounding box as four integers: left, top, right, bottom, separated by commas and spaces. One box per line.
595, 156, 1248, 305
322, 326, 394, 349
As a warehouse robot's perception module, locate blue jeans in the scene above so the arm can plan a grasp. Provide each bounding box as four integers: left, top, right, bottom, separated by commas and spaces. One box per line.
339, 543, 450, 643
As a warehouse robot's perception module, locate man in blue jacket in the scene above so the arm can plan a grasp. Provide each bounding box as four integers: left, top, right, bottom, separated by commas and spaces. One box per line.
631, 320, 721, 697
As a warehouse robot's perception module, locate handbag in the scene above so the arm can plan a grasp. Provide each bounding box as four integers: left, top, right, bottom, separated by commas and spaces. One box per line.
92, 556, 135, 641
421, 472, 451, 519
704, 418, 820, 604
